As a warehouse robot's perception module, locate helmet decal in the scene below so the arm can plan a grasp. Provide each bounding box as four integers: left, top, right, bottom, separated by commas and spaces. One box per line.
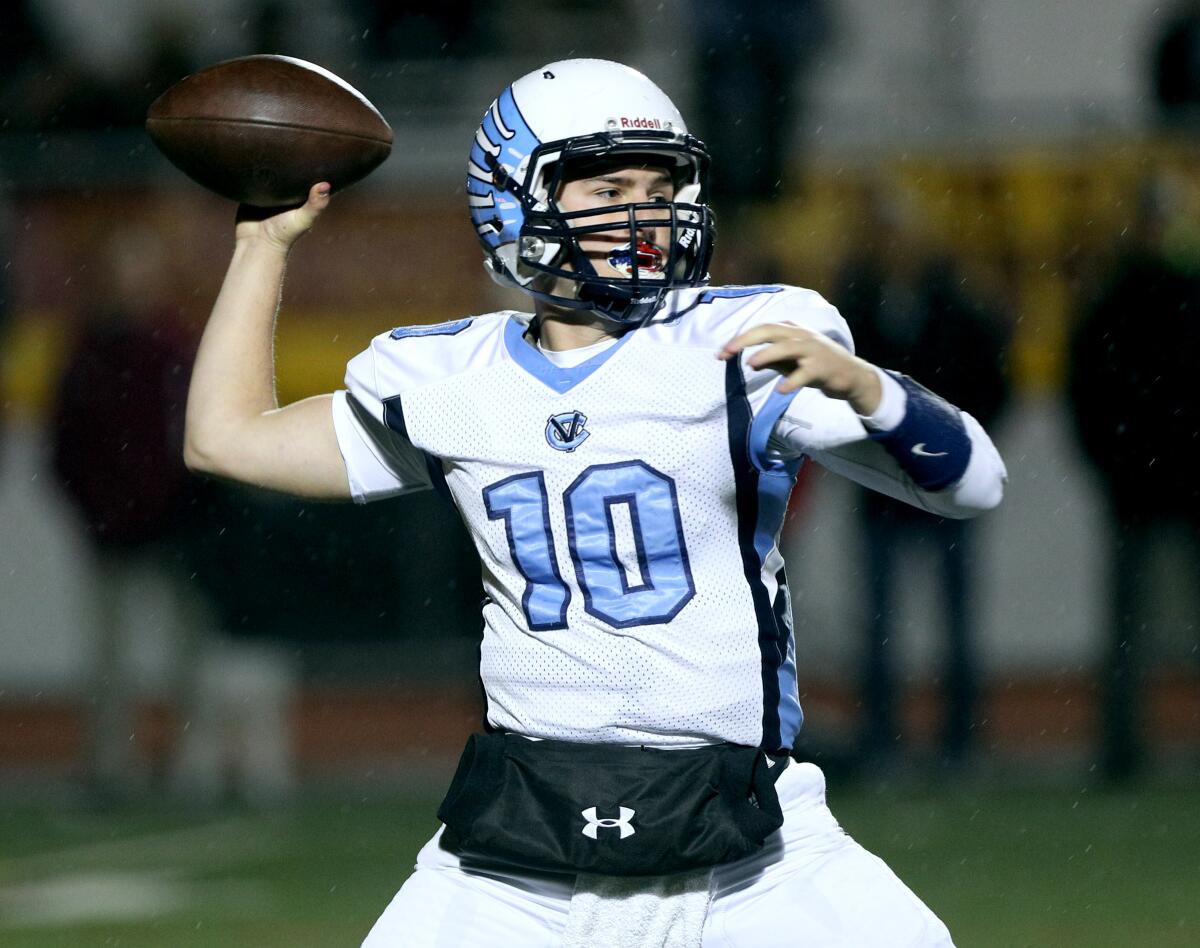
467, 87, 540, 251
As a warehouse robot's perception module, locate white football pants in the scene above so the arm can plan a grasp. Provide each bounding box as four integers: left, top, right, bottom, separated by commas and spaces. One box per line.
363, 762, 954, 947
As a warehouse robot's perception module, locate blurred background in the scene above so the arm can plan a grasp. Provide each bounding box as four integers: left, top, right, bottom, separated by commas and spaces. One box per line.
0, 0, 1197, 944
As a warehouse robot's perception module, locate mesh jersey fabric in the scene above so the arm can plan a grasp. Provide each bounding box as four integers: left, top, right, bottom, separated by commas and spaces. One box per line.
331, 285, 935, 750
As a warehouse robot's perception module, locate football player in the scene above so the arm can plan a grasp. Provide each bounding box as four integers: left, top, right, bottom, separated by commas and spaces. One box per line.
185, 59, 1005, 946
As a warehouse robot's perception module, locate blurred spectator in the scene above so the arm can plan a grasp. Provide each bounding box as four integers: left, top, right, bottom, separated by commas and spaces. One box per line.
1067, 174, 1200, 781
49, 218, 319, 805
692, 0, 829, 211
691, 0, 829, 284
176, 406, 481, 802
835, 191, 1011, 770
186, 484, 481, 647
49, 223, 206, 800
1153, 1, 1200, 129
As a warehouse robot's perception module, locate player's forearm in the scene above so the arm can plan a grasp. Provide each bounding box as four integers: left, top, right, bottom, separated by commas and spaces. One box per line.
774, 372, 1006, 518
812, 418, 1006, 520
184, 236, 289, 473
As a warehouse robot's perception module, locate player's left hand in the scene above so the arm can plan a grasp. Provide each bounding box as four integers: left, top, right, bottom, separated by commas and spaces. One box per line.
718, 322, 883, 415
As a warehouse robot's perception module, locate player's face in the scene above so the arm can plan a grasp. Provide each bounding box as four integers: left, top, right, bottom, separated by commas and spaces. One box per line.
555, 165, 676, 281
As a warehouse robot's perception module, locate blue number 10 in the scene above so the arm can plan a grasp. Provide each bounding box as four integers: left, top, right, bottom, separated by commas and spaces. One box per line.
483, 461, 695, 630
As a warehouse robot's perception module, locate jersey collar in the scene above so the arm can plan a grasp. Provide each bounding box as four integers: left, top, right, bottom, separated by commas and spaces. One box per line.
504, 314, 635, 394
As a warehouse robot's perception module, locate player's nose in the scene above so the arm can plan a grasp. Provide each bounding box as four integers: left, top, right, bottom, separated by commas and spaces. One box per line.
636, 214, 670, 245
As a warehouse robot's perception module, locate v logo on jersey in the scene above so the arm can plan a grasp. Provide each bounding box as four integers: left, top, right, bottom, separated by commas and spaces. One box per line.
546, 410, 591, 452
581, 806, 636, 840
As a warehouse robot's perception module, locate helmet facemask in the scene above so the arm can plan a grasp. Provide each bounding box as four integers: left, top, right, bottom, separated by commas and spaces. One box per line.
486, 130, 715, 325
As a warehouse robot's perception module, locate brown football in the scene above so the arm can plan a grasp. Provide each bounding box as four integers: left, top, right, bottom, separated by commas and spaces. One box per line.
146, 55, 393, 207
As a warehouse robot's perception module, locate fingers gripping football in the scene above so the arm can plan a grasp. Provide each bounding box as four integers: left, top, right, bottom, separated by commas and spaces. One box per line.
719, 322, 883, 415
234, 182, 332, 252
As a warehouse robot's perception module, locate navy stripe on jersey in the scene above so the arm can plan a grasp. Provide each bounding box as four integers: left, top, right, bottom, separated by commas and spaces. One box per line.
660, 284, 784, 324
869, 372, 972, 490
753, 465, 804, 748
381, 393, 451, 499
725, 358, 803, 752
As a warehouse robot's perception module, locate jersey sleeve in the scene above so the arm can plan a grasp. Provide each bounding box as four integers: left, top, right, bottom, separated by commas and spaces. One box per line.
728, 287, 856, 477
771, 366, 1008, 518
705, 286, 1008, 518
331, 342, 434, 504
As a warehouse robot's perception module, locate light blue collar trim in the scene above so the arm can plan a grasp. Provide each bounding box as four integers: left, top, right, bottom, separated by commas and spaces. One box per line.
504, 316, 634, 394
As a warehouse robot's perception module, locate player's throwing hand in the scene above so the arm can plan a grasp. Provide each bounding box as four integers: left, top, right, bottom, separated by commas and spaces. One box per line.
719, 321, 883, 414
234, 182, 332, 253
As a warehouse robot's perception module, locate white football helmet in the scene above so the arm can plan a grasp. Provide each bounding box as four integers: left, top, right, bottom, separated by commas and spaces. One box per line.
467, 59, 715, 324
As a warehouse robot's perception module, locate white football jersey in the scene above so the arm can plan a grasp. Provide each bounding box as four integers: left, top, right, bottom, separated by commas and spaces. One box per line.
331, 284, 1005, 751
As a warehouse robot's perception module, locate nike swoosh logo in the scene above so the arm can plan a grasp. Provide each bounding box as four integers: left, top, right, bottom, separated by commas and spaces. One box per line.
911, 443, 949, 457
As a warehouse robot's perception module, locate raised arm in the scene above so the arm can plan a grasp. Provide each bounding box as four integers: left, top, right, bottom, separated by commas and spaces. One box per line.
183, 183, 351, 499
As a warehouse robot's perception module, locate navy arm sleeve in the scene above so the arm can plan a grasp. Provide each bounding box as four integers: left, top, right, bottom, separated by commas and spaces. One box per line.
866, 372, 972, 491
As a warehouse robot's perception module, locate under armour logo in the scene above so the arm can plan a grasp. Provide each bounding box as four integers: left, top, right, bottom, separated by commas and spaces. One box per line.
546, 410, 590, 452
581, 806, 636, 840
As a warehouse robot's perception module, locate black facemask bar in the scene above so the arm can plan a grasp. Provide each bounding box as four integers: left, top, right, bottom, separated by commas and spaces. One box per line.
520, 200, 714, 321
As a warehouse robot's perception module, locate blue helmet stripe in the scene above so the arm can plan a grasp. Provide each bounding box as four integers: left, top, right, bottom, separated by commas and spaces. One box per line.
468, 86, 541, 250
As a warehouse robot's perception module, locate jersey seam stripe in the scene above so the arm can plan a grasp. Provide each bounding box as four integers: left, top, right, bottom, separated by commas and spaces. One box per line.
725, 357, 785, 751
342, 390, 431, 496
380, 392, 452, 500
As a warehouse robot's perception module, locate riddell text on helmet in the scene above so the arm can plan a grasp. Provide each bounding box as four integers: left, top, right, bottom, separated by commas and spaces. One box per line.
619, 116, 666, 129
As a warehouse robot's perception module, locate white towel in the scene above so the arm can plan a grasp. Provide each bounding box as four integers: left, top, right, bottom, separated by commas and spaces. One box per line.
561, 868, 714, 948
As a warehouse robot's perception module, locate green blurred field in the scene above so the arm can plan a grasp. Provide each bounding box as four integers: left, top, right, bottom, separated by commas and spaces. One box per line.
1, 781, 1196, 947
